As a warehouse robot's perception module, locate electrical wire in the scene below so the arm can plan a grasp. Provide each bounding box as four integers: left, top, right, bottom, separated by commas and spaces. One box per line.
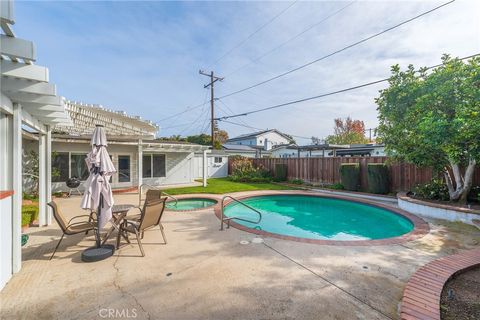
218, 0, 456, 99
225, 1, 357, 77
212, 0, 298, 66
216, 53, 479, 120
219, 119, 312, 141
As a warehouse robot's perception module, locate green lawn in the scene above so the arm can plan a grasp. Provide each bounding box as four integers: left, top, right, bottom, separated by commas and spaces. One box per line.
162, 177, 294, 195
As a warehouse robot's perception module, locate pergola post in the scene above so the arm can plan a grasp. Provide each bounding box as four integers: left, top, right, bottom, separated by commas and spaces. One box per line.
45, 125, 52, 225
202, 149, 207, 187
12, 103, 22, 273
138, 139, 143, 189
38, 129, 47, 226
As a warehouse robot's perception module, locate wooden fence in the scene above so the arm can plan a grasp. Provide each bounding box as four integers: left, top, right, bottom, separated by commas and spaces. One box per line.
243, 157, 480, 192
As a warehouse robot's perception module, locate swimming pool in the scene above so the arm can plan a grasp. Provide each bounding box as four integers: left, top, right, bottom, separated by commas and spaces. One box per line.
166, 198, 217, 211
223, 195, 414, 241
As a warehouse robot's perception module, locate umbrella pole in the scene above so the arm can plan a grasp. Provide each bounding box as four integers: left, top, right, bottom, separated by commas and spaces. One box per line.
81, 183, 115, 262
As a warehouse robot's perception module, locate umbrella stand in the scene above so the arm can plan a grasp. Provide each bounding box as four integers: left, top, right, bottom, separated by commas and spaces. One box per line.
81, 180, 115, 262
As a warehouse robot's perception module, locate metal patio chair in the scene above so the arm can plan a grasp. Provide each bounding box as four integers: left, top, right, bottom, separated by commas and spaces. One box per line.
116, 197, 167, 256
48, 201, 97, 260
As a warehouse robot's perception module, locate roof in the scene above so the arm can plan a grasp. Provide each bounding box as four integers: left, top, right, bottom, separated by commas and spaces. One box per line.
227, 129, 292, 143
52, 101, 158, 138
222, 144, 257, 152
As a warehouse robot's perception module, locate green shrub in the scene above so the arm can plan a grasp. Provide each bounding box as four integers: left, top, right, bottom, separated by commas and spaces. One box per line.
367, 163, 390, 194
467, 186, 480, 203
326, 183, 344, 190
340, 163, 360, 191
413, 178, 450, 201
22, 205, 39, 226
289, 179, 303, 185
229, 158, 272, 183
274, 164, 288, 182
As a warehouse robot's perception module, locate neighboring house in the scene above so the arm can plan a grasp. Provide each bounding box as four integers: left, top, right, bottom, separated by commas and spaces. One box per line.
222, 143, 271, 158
226, 129, 292, 151
270, 143, 385, 158
22, 101, 211, 193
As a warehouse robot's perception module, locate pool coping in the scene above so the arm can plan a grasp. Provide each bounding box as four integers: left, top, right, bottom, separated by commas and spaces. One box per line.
212, 190, 430, 246
164, 194, 220, 212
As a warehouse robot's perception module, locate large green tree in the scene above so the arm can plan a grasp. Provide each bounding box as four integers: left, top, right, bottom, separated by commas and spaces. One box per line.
376, 55, 480, 202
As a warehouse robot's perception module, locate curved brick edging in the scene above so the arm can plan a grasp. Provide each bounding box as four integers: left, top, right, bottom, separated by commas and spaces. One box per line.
213, 190, 429, 246
400, 248, 480, 320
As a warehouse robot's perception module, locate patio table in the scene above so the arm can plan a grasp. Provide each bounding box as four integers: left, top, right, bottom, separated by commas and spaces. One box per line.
101, 204, 135, 245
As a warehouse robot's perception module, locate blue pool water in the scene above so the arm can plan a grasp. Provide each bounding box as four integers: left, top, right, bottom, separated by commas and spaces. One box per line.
166, 198, 217, 211
223, 195, 413, 241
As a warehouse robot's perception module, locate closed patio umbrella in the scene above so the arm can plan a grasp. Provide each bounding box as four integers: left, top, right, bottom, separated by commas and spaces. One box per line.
80, 125, 116, 262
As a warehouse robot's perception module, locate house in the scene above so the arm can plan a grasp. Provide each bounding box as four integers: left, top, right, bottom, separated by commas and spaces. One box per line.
193, 150, 229, 179
226, 129, 293, 151
330, 144, 386, 157
22, 101, 211, 193
1, 0, 71, 289
270, 143, 350, 158
222, 143, 271, 158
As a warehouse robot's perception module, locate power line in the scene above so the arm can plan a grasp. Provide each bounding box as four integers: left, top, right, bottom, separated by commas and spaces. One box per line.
212, 0, 298, 66
225, 1, 357, 77
156, 101, 206, 123
216, 53, 479, 120
219, 119, 312, 141
218, 0, 456, 99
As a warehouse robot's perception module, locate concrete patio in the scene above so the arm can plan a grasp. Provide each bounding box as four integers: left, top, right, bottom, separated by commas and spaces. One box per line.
1, 191, 479, 320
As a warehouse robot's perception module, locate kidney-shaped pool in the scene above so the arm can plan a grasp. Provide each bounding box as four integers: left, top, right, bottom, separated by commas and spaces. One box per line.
223, 195, 414, 241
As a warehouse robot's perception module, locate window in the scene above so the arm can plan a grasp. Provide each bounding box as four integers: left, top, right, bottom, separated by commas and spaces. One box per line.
118, 155, 130, 182
214, 157, 223, 164
52, 152, 69, 182
70, 154, 89, 180
142, 155, 152, 178
142, 154, 166, 178
152, 154, 166, 177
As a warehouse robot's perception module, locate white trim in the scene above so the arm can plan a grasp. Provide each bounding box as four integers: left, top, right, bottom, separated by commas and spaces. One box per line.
12, 103, 22, 273
38, 131, 47, 226
46, 126, 52, 225
1, 60, 49, 82
0, 34, 36, 62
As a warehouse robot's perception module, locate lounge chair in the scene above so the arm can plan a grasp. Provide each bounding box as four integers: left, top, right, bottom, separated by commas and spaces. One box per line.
116, 197, 167, 256
47, 201, 97, 260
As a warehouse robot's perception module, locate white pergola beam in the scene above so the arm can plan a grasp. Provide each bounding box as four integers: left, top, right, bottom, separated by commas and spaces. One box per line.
0, 60, 49, 82
21, 108, 45, 134
1, 77, 56, 96
4, 92, 63, 106
38, 131, 47, 226
0, 0, 14, 24
46, 125, 52, 225
0, 35, 36, 62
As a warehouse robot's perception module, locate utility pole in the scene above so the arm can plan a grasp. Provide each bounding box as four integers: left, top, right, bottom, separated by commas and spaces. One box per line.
199, 70, 223, 147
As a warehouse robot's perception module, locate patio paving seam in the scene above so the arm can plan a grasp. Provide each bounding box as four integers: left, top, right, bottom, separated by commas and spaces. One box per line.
262, 241, 394, 320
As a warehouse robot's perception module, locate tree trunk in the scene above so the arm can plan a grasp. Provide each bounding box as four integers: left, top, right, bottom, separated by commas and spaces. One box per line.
444, 159, 476, 203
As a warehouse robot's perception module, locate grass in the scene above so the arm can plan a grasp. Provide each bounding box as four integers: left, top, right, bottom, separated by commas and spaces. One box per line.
22, 205, 39, 226
162, 177, 295, 195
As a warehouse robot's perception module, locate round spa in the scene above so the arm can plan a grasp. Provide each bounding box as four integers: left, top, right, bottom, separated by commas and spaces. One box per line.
166, 198, 217, 211
222, 195, 414, 241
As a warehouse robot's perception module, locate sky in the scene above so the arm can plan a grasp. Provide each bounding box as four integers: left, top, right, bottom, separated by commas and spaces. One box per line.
14, 0, 480, 143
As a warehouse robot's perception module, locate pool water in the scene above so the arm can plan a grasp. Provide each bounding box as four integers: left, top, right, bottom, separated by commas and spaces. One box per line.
166, 198, 217, 211
223, 195, 413, 241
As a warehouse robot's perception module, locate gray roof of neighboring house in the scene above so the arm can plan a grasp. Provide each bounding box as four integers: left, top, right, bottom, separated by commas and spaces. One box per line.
227, 129, 292, 142
222, 144, 257, 151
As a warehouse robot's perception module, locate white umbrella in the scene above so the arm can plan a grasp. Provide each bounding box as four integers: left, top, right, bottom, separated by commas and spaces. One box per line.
81, 125, 116, 231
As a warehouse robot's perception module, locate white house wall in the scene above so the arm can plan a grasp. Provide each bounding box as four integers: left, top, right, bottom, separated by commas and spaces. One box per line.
22, 139, 197, 191
193, 155, 228, 179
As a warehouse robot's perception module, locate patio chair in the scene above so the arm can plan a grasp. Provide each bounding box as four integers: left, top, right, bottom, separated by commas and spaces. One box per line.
116, 197, 167, 256
126, 189, 163, 221
47, 201, 97, 260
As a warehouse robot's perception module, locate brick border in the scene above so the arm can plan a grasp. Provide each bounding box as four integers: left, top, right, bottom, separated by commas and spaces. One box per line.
400, 248, 480, 320
0, 190, 14, 200
212, 190, 429, 246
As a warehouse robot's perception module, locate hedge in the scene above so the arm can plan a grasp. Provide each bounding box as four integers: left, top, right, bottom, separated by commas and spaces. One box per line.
274, 164, 288, 181
367, 163, 390, 194
340, 163, 360, 191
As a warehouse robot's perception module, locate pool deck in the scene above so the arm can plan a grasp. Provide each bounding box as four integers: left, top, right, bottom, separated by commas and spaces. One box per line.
1, 190, 480, 320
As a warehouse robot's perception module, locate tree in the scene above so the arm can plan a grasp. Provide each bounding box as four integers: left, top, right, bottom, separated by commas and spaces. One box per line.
186, 134, 211, 146
325, 117, 369, 144
215, 130, 229, 144
376, 55, 480, 202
